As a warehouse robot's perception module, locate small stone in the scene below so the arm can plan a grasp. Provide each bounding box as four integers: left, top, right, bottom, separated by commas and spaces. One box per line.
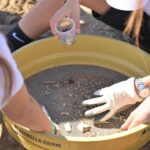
64, 123, 72, 133
77, 122, 91, 133
63, 103, 66, 106
60, 112, 69, 116
84, 132, 97, 137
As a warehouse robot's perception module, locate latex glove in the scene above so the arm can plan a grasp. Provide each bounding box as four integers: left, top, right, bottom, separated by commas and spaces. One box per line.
121, 96, 150, 130
82, 77, 142, 121
50, 0, 80, 39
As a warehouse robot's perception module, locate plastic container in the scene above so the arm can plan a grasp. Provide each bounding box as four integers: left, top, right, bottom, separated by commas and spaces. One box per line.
55, 17, 76, 46
4, 35, 150, 150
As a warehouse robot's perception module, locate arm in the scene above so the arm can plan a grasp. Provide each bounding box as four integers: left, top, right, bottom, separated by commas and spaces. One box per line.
2, 84, 52, 133
0, 34, 54, 133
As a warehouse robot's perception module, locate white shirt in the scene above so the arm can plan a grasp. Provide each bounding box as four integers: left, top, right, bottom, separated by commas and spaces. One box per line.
0, 34, 23, 109
144, 0, 150, 15
107, 0, 150, 16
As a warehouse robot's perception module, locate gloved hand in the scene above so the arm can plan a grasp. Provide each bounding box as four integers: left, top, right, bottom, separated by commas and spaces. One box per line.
82, 77, 142, 121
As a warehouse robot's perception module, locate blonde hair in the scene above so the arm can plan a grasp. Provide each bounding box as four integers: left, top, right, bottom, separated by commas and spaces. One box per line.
124, 8, 144, 47
0, 56, 13, 104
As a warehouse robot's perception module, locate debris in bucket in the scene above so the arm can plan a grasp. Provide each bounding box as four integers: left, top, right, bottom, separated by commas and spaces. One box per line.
77, 122, 91, 133
26, 65, 136, 137
58, 24, 72, 32
41, 79, 74, 86
64, 123, 72, 133
84, 131, 97, 137
57, 20, 72, 32
60, 112, 69, 116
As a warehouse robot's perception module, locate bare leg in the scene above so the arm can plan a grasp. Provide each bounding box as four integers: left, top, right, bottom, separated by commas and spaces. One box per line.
2, 84, 52, 133
80, 0, 110, 15
19, 0, 109, 39
19, 0, 64, 39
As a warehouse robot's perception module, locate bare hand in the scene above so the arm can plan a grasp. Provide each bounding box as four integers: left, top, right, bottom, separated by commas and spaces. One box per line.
50, 0, 80, 39
121, 96, 150, 130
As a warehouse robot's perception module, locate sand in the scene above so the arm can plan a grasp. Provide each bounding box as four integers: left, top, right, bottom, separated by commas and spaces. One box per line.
25, 65, 132, 137
0, 0, 149, 149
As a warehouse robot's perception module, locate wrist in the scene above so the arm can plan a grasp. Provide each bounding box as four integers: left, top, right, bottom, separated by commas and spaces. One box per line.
134, 78, 150, 99
142, 76, 150, 88
50, 123, 59, 135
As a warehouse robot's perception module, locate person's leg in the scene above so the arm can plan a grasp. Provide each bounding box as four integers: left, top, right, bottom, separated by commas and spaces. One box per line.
81, 0, 131, 31
19, 0, 65, 39
7, 0, 113, 52
7, 0, 64, 52
7, 0, 149, 52
80, 0, 110, 15
20, 0, 109, 38
81, 0, 150, 52
2, 84, 52, 133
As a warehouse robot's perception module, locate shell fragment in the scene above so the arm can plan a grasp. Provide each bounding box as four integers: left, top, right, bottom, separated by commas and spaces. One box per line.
64, 123, 72, 133
77, 122, 91, 133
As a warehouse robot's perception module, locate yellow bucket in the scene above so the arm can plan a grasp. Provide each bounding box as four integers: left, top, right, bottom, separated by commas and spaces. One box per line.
4, 35, 150, 150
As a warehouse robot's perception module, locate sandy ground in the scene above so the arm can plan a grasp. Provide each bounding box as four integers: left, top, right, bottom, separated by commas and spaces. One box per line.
0, 0, 150, 150
26, 65, 129, 137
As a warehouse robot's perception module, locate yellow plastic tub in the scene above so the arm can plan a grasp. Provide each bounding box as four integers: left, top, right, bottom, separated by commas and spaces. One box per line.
4, 35, 150, 150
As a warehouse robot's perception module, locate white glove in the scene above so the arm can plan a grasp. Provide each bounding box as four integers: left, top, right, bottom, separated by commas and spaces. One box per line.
82, 77, 142, 121
0, 34, 23, 109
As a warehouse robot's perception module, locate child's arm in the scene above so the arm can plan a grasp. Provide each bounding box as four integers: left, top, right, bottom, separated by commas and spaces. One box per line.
0, 34, 54, 133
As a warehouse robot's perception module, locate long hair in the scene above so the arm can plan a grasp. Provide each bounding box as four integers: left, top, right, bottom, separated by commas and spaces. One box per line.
124, 7, 144, 47
0, 56, 13, 105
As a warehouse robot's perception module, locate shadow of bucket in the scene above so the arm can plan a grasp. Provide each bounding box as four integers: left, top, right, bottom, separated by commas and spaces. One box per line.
4, 35, 150, 150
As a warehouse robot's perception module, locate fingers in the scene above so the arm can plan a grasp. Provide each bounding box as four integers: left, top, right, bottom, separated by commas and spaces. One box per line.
94, 89, 102, 96
50, 11, 69, 38
128, 120, 141, 129
84, 104, 109, 117
82, 96, 107, 106
121, 113, 134, 130
50, 18, 60, 39
121, 98, 150, 130
100, 111, 113, 122
120, 112, 141, 130
75, 19, 80, 34
94, 88, 109, 96
73, 11, 80, 34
